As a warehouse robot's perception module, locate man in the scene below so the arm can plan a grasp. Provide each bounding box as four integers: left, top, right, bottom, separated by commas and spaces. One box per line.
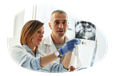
38, 10, 83, 72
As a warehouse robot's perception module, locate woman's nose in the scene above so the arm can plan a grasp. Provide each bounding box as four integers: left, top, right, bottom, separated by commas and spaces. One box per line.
40, 34, 43, 38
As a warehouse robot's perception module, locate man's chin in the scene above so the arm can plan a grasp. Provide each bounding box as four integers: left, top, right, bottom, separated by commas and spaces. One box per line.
58, 34, 65, 37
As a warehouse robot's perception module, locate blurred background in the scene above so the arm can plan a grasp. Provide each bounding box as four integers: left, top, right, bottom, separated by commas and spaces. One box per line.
6, 3, 115, 70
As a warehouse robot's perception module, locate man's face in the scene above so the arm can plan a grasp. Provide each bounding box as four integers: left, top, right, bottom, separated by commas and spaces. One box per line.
49, 12, 69, 38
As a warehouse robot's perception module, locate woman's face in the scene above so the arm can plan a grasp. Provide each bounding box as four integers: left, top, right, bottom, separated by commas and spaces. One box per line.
30, 26, 44, 46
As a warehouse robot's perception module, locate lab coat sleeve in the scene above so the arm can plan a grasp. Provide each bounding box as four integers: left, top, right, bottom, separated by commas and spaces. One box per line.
11, 45, 42, 71
50, 63, 69, 73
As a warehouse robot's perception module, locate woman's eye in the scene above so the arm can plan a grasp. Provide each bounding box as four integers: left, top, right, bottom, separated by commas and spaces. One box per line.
37, 31, 40, 33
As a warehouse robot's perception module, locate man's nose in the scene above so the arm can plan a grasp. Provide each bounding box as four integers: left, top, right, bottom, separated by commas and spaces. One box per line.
58, 23, 63, 28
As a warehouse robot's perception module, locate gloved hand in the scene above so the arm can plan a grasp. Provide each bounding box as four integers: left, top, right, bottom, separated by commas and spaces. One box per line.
59, 38, 81, 56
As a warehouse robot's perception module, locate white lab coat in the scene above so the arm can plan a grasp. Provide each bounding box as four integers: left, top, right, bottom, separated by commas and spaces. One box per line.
38, 34, 83, 70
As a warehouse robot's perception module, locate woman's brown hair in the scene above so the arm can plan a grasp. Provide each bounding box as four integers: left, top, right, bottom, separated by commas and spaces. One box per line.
20, 20, 44, 49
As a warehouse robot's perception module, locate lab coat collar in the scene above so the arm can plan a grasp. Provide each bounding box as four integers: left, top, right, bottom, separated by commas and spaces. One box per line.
65, 35, 70, 42
43, 34, 70, 46
43, 34, 53, 45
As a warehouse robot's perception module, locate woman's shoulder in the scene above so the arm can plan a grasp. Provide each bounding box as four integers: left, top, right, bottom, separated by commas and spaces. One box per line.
12, 45, 25, 50
11, 45, 26, 53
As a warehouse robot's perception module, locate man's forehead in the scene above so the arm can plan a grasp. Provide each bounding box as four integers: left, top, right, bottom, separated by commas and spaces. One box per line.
51, 12, 68, 21
52, 17, 68, 22
54, 19, 67, 22
54, 13, 67, 17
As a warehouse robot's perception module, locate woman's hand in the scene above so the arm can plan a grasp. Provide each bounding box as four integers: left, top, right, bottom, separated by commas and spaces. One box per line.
69, 66, 76, 72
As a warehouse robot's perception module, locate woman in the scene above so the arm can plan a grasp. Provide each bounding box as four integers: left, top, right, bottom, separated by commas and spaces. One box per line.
11, 20, 80, 73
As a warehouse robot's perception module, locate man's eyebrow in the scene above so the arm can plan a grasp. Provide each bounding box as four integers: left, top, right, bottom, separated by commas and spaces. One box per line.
63, 20, 67, 22
54, 20, 59, 22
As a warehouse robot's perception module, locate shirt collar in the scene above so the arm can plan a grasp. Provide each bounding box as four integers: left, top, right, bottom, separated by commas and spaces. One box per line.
22, 44, 36, 57
23, 45, 38, 56
23, 45, 31, 52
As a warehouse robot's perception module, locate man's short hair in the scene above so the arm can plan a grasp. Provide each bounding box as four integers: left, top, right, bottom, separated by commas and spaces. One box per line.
50, 10, 68, 21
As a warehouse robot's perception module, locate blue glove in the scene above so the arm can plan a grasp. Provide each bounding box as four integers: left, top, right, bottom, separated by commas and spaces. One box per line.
59, 38, 81, 56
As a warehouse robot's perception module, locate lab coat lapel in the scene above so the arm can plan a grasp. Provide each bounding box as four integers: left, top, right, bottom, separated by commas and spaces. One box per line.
43, 35, 52, 45
43, 35, 59, 63
44, 34, 57, 52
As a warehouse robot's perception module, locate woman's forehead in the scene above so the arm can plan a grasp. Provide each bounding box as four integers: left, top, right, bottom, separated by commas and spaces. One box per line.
37, 26, 44, 31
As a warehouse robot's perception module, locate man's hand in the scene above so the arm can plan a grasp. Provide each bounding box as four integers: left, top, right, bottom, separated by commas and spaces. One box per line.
60, 38, 81, 56
69, 66, 76, 72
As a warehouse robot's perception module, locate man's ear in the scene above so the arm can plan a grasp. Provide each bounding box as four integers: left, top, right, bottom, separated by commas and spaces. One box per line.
49, 22, 52, 30
67, 22, 69, 28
